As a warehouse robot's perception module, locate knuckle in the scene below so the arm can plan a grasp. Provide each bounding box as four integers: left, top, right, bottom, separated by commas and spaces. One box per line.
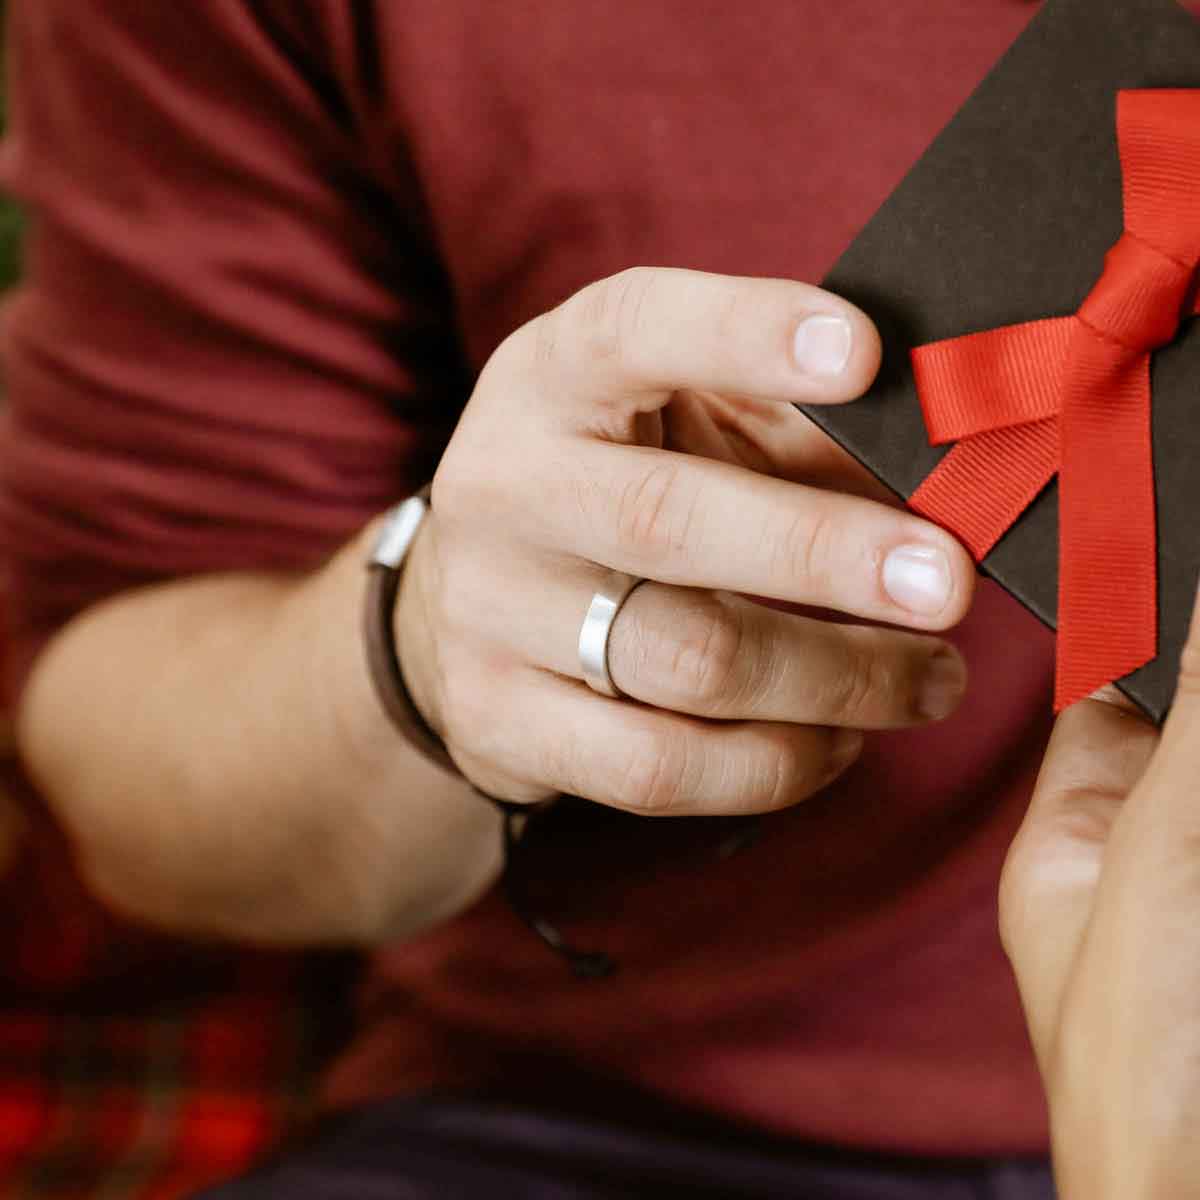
996, 788, 1116, 960
534, 718, 587, 796
777, 502, 839, 597
758, 738, 803, 811
756, 731, 823, 809
611, 731, 687, 814
562, 267, 658, 371
1043, 788, 1122, 850
820, 643, 891, 724
613, 460, 697, 563
662, 597, 746, 709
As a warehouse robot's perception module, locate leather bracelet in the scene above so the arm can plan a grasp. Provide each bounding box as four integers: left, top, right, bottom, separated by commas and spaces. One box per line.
362, 483, 616, 979
362, 483, 461, 776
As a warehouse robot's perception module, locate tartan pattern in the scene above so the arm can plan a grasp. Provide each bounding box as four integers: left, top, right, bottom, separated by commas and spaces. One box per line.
0, 765, 357, 1200
0, 961, 344, 1200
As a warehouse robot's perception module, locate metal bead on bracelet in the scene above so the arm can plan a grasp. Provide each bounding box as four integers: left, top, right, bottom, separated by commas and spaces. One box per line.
363, 485, 615, 979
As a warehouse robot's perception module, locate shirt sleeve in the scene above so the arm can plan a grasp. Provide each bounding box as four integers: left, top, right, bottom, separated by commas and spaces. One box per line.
0, 0, 467, 697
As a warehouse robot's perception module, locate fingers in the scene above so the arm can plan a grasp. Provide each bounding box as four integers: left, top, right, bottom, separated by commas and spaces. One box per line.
606, 586, 966, 728
1000, 585, 1200, 1192
1149, 580, 1200, 784
451, 552, 967, 729
508, 267, 882, 418
1000, 698, 1158, 1061
1085, 579, 1200, 885
440, 267, 964, 631
1003, 581, 1200, 1076
460, 671, 863, 818
1016, 698, 1158, 860
532, 443, 975, 630
1006, 582, 1200, 942
597, 584, 966, 728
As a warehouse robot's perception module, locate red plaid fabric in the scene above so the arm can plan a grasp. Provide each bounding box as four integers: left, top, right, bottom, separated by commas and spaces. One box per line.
0, 765, 356, 1200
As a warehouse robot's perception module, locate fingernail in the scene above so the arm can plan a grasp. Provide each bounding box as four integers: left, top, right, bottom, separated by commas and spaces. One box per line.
792, 314, 853, 378
882, 544, 952, 617
917, 648, 967, 721
828, 729, 864, 778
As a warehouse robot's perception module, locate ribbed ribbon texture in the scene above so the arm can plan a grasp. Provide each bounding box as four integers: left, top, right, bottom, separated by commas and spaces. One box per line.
909, 90, 1200, 712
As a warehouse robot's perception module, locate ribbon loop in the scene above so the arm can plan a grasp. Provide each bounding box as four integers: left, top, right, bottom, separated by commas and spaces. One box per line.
915, 318, 1073, 444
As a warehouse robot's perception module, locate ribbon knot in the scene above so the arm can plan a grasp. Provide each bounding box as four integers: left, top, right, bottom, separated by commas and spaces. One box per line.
1077, 231, 1192, 352
907, 90, 1200, 712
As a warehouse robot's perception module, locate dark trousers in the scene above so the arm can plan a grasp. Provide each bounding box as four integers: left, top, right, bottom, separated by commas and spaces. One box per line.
199, 1095, 1057, 1199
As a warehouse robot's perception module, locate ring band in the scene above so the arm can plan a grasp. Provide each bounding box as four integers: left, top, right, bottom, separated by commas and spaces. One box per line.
578, 571, 648, 697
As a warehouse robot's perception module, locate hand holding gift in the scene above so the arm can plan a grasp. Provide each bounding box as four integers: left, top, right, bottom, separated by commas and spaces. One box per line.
1002, 584, 1200, 1198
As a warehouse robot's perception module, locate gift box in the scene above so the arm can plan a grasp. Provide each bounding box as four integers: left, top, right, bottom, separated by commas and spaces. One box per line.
801, 0, 1200, 722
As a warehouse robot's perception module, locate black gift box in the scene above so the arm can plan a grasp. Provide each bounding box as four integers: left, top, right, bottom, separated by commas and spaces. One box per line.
801, 0, 1200, 723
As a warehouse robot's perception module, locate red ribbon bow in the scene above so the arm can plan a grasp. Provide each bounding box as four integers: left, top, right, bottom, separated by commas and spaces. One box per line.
908, 90, 1200, 712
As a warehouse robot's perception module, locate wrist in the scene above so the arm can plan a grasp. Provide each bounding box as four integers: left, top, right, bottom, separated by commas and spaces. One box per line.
390, 511, 447, 744
360, 488, 466, 782
291, 521, 503, 941
300, 513, 439, 781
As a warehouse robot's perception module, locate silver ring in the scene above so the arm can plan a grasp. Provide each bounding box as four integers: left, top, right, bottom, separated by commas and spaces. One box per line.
578, 571, 648, 698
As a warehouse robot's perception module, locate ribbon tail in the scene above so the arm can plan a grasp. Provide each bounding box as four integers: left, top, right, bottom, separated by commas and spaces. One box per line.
1055, 345, 1157, 712
909, 420, 1058, 562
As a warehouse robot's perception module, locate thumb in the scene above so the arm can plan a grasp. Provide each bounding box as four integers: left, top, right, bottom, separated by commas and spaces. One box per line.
1136, 578, 1200, 802
1000, 692, 1158, 1067
1092, 579, 1200, 896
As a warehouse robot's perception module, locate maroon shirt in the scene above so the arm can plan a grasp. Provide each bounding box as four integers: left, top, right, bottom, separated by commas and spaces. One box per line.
0, 0, 1062, 1179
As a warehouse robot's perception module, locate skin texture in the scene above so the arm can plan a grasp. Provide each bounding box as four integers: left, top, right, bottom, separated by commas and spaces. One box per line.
1001, 594, 1200, 1198
17, 267, 976, 944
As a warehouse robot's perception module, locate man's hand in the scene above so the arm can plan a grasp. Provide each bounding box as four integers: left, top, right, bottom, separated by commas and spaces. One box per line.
1001, 587, 1200, 1198
20, 267, 977, 945
399, 267, 977, 817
